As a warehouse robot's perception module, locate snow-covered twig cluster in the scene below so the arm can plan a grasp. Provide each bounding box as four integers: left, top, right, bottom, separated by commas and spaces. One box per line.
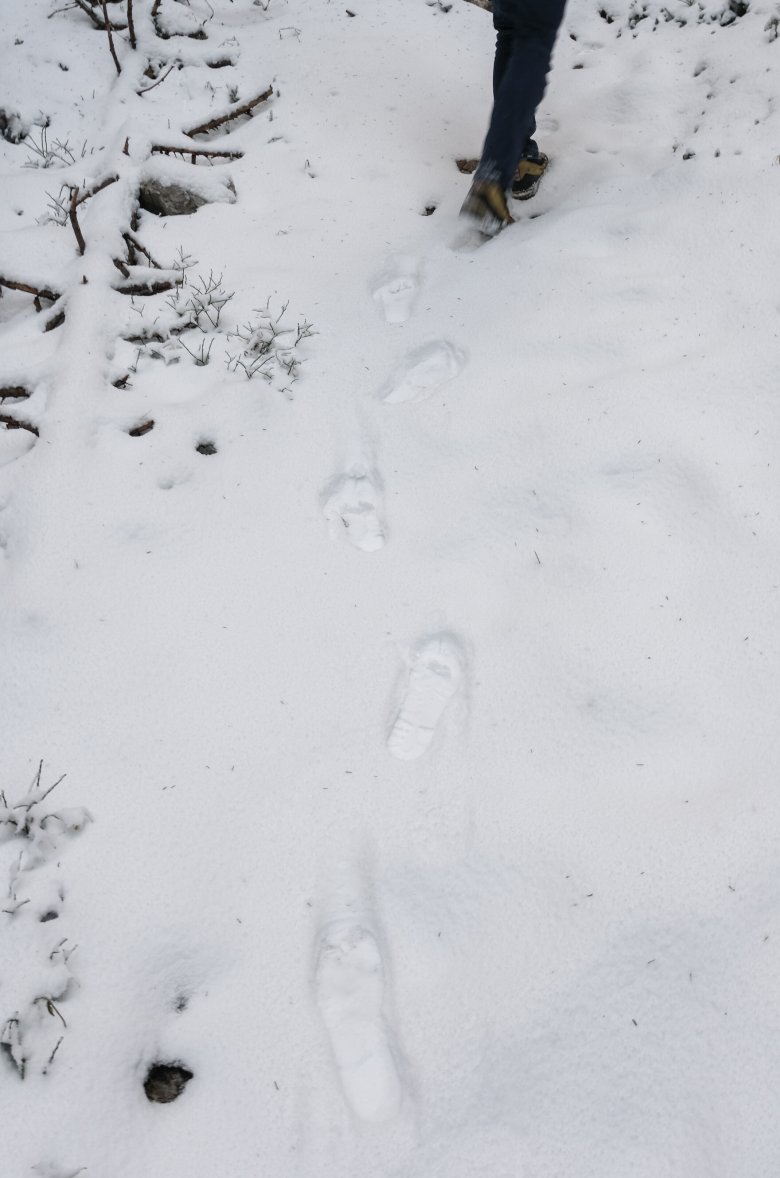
0, 765, 91, 1080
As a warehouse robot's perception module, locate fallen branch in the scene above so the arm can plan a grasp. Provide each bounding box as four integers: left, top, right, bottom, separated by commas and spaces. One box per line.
122, 231, 162, 269
0, 387, 31, 402
74, 173, 119, 207
0, 414, 39, 437
151, 143, 243, 160
0, 276, 61, 303
43, 304, 66, 332
127, 0, 136, 50
115, 277, 176, 296
186, 86, 273, 137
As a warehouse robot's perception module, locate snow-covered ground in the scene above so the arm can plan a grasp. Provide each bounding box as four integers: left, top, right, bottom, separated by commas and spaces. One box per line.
2, 0, 780, 1174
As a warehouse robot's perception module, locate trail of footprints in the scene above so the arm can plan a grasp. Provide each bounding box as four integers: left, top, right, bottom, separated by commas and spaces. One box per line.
314, 257, 467, 1123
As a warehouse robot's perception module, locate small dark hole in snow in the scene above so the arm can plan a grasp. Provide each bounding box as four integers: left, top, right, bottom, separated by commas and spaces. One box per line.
174, 994, 189, 1012
144, 1062, 194, 1103
196, 441, 217, 455
128, 419, 154, 437
39, 910, 59, 922
422, 205, 436, 216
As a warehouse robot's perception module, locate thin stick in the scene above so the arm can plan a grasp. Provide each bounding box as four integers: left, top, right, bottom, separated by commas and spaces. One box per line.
101, 0, 122, 73
69, 188, 86, 256
186, 85, 273, 137
137, 64, 175, 95
127, 0, 136, 49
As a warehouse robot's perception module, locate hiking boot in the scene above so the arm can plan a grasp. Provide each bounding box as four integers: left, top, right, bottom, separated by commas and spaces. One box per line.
511, 152, 548, 200
459, 179, 514, 237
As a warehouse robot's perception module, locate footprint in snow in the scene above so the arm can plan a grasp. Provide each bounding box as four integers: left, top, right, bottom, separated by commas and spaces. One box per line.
321, 469, 385, 552
371, 255, 420, 325
379, 340, 464, 404
388, 633, 465, 761
315, 918, 403, 1123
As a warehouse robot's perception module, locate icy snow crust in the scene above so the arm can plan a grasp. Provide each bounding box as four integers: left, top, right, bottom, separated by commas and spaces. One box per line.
2, 0, 780, 1174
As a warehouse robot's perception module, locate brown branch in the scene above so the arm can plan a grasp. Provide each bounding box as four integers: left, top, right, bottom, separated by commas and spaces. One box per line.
101, 0, 122, 73
127, 0, 136, 49
74, 173, 119, 207
122, 232, 162, 269
0, 386, 30, 402
137, 64, 175, 95
115, 278, 176, 296
0, 415, 39, 437
42, 301, 66, 332
150, 143, 243, 160
0, 276, 61, 302
185, 86, 273, 138
113, 257, 130, 279
69, 188, 87, 256
72, 0, 127, 30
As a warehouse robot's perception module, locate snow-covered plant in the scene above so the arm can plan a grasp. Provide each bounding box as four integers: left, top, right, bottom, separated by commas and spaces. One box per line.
0, 764, 91, 1080
23, 126, 89, 170
225, 300, 315, 395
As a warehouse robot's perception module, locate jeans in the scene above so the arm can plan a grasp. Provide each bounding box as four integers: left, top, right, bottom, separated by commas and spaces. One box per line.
476, 0, 567, 188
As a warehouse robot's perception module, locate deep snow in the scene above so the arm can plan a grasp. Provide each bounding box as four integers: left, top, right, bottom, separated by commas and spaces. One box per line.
2, 1, 780, 1175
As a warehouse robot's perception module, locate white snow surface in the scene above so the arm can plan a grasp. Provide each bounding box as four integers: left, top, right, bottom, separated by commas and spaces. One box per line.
2, 0, 780, 1174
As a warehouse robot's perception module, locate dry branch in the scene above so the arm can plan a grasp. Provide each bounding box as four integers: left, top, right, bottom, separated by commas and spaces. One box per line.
122, 231, 162, 269
72, 0, 127, 31
116, 277, 176, 296
69, 188, 86, 255
74, 174, 119, 207
186, 86, 273, 137
0, 276, 61, 303
127, 0, 136, 50
137, 65, 175, 95
43, 304, 66, 332
101, 0, 122, 73
0, 387, 30, 402
0, 414, 39, 437
151, 143, 243, 160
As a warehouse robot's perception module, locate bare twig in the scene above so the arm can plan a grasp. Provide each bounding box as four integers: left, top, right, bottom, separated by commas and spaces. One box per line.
127, 0, 136, 49
186, 85, 273, 137
68, 187, 86, 255
101, 0, 122, 73
0, 387, 31, 402
137, 64, 175, 95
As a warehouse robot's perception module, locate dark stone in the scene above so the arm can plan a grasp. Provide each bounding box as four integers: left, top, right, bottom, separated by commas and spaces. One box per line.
196, 441, 217, 455
138, 180, 210, 217
144, 1062, 194, 1103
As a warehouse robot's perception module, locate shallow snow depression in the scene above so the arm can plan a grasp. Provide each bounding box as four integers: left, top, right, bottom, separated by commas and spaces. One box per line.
2, 0, 780, 1175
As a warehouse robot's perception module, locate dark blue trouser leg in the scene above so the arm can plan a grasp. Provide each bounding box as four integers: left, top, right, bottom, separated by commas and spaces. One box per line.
477, 0, 566, 189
